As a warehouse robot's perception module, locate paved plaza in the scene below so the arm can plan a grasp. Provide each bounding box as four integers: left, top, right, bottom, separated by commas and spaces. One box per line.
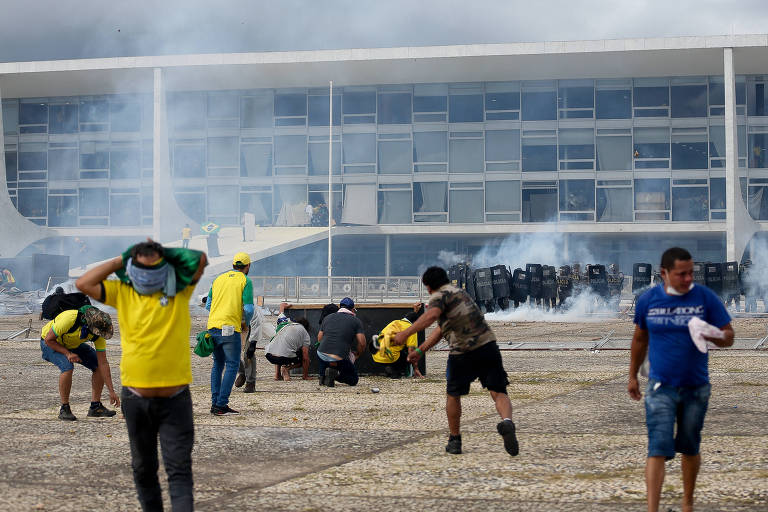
0, 318, 766, 511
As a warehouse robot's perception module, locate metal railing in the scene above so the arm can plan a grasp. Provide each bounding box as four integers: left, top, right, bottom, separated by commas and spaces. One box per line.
249, 276, 427, 303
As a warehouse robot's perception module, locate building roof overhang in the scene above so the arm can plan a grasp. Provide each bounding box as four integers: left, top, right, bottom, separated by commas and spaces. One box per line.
1, 34, 768, 98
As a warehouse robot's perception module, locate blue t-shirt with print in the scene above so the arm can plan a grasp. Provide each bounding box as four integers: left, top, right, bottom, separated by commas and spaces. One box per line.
634, 284, 731, 387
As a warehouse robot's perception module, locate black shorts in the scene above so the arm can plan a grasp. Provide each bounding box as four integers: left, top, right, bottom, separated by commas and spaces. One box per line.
446, 341, 509, 396
265, 352, 302, 366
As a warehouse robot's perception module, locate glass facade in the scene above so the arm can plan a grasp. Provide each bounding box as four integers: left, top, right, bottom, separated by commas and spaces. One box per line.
3, 74, 766, 227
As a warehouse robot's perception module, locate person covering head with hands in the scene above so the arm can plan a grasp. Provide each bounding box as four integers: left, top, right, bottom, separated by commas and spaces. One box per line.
628, 247, 734, 512
40, 305, 118, 421
393, 266, 519, 457
76, 239, 207, 512
205, 251, 254, 415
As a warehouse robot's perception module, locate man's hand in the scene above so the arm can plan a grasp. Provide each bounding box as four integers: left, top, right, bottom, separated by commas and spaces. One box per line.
66, 352, 82, 364
628, 376, 642, 401
108, 389, 120, 408
246, 341, 256, 360
392, 331, 408, 346
407, 348, 422, 364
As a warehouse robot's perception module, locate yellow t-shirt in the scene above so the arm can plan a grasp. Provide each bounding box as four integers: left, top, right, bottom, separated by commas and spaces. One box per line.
102, 280, 194, 388
372, 319, 417, 364
206, 271, 253, 332
181, 227, 191, 240
41, 309, 107, 351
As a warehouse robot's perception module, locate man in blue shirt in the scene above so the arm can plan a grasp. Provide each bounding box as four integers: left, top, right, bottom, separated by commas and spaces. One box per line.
629, 247, 734, 512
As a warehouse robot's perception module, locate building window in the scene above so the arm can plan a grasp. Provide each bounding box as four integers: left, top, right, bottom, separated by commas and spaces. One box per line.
110, 193, 141, 226
207, 137, 239, 169
413, 131, 447, 172
273, 184, 307, 222
378, 93, 411, 124
79, 188, 109, 218
342, 133, 375, 173
169, 93, 205, 131
207, 92, 239, 119
709, 125, 726, 168
522, 183, 557, 222
522, 86, 556, 121
634, 178, 670, 220
47, 193, 78, 226
559, 179, 595, 221
558, 128, 594, 170
378, 187, 412, 224
308, 95, 341, 126
240, 140, 272, 177
596, 130, 632, 171
413, 182, 447, 222
558, 80, 594, 119
110, 102, 141, 132
671, 128, 707, 170
449, 134, 483, 173
173, 142, 205, 178
343, 91, 375, 124
485, 130, 520, 172
18, 143, 47, 171
18, 187, 47, 219
597, 183, 633, 222
595, 79, 631, 119
48, 148, 78, 181
110, 145, 141, 179
175, 189, 206, 223
449, 94, 483, 123
710, 177, 726, 211
634, 127, 669, 169
749, 131, 768, 168
522, 132, 556, 172
449, 182, 483, 223
207, 185, 240, 224
671, 84, 707, 118
273, 135, 307, 174
274, 93, 307, 127
2, 101, 19, 134
308, 138, 341, 175
672, 184, 708, 221
747, 183, 768, 220
633, 79, 669, 117
241, 95, 273, 128
49, 104, 78, 134
485, 86, 520, 121
414, 85, 447, 123
240, 190, 272, 225
378, 138, 412, 174
485, 180, 520, 222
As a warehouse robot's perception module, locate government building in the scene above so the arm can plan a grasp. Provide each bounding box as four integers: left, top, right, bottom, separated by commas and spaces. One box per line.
1, 35, 765, 277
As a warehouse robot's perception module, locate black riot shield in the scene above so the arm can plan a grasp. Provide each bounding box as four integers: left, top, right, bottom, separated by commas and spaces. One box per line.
557, 266, 573, 306
541, 265, 557, 308
587, 264, 609, 298
491, 264, 511, 306
692, 262, 706, 286
510, 268, 529, 306
473, 267, 495, 310
722, 261, 739, 296
704, 262, 723, 296
632, 263, 652, 295
525, 264, 543, 302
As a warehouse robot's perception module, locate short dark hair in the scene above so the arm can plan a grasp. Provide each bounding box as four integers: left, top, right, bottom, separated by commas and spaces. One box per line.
422, 266, 450, 290
130, 241, 163, 261
295, 317, 311, 334
233, 263, 248, 271
661, 247, 692, 270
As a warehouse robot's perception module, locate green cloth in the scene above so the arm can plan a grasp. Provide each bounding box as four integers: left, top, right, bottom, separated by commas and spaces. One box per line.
115, 246, 204, 293
194, 330, 214, 357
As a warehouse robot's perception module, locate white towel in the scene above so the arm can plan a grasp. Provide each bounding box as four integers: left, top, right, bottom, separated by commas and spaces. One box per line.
687, 316, 724, 353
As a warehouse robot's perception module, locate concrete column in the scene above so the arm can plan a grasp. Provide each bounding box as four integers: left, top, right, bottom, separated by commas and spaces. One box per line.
384, 234, 391, 277
0, 83, 49, 257
724, 48, 759, 262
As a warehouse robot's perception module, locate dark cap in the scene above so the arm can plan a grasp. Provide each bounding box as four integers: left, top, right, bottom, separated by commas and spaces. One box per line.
339, 297, 354, 309
83, 307, 113, 340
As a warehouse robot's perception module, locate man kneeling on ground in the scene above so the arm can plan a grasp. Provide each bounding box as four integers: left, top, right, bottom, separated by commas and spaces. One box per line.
316, 297, 366, 387
264, 313, 312, 381
371, 302, 425, 379
393, 266, 519, 457
40, 306, 119, 420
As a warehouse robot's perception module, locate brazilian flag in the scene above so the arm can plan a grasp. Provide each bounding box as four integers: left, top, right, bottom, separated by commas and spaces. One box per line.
201, 222, 220, 235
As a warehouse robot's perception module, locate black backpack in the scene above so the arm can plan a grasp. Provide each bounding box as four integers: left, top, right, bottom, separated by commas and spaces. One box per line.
41, 288, 92, 321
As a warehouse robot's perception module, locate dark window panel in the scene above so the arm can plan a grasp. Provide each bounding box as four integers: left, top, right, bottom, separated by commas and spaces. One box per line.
378, 93, 412, 124
308, 142, 341, 175
207, 93, 239, 118
274, 93, 307, 117
710, 177, 726, 209
672, 186, 709, 221
413, 182, 447, 213
47, 195, 77, 226
596, 136, 632, 171
522, 143, 556, 171
308, 95, 341, 126
449, 190, 483, 223
634, 178, 670, 210
748, 185, 768, 219
485, 92, 520, 111
486, 180, 520, 212
595, 90, 631, 119
79, 100, 109, 123
748, 134, 768, 168
343, 133, 376, 164
48, 149, 78, 180
413, 131, 447, 163
343, 92, 376, 114
49, 104, 78, 134
79, 188, 109, 217
522, 91, 556, 121
671, 141, 708, 170
522, 188, 557, 222
449, 95, 483, 123
559, 180, 595, 211
449, 139, 483, 173
633, 86, 669, 107
19, 103, 48, 125
485, 130, 520, 161
18, 151, 47, 171
413, 95, 447, 112
708, 82, 725, 106
558, 86, 594, 108
597, 188, 633, 221
5, 152, 17, 183
378, 140, 412, 174
671, 85, 707, 118
169, 93, 205, 131
241, 96, 273, 128
274, 135, 307, 166
110, 149, 141, 179
17, 188, 47, 217
378, 190, 412, 224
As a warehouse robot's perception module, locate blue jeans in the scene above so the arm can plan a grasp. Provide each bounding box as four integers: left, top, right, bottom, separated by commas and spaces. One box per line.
209, 329, 241, 407
317, 354, 358, 386
40, 338, 99, 373
644, 379, 711, 459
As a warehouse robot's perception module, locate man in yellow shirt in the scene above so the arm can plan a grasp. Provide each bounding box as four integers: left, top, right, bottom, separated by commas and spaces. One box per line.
205, 252, 254, 415
371, 304, 425, 379
76, 240, 207, 511
181, 224, 192, 248
40, 306, 118, 421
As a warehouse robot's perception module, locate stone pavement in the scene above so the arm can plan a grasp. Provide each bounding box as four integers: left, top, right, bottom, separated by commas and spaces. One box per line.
0, 339, 766, 511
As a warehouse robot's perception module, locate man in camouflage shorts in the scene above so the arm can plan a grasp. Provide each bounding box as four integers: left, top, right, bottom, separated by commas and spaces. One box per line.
394, 266, 519, 456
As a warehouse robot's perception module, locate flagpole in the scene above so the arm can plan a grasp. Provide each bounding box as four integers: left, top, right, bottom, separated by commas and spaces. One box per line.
327, 80, 333, 299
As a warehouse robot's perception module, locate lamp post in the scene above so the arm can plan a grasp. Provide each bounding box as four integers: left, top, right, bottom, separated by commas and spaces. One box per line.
327, 80, 333, 298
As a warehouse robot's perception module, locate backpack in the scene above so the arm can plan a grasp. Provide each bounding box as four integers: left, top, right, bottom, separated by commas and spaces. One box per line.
41, 289, 92, 321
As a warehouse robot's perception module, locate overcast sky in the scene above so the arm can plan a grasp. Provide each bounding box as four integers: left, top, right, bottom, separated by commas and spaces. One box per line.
2, 0, 768, 62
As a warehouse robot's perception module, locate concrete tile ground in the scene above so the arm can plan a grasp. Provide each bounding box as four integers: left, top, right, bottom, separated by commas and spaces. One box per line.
0, 334, 766, 511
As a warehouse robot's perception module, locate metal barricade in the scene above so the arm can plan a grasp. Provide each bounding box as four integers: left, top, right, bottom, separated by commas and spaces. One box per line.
250, 276, 427, 303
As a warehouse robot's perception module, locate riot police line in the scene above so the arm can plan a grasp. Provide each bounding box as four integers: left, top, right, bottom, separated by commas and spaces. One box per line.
448, 262, 625, 313
448, 259, 762, 314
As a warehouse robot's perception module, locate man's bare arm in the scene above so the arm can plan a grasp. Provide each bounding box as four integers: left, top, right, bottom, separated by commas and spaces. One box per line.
707, 322, 735, 347
76, 256, 123, 300
355, 332, 366, 355
628, 326, 649, 401
393, 306, 441, 345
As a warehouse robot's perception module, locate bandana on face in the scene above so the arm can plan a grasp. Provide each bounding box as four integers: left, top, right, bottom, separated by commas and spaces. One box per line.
666, 283, 694, 296
126, 257, 176, 297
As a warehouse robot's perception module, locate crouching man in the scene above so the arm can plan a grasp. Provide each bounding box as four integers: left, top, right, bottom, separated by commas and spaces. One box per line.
264, 315, 312, 381
317, 297, 366, 387
40, 306, 119, 420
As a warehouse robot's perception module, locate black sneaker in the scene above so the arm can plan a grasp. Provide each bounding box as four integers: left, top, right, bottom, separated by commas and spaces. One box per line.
243, 382, 256, 393
497, 420, 519, 456
87, 403, 117, 418
318, 373, 325, 386
213, 405, 240, 416
59, 404, 77, 421
445, 436, 462, 455
210, 405, 216, 414
325, 367, 338, 387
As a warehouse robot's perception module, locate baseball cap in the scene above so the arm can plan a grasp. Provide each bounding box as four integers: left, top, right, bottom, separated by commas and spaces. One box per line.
83, 307, 114, 340
233, 252, 250, 266
339, 297, 355, 309
277, 316, 290, 325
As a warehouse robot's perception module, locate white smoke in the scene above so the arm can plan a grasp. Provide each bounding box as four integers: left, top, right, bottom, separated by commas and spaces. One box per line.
485, 289, 620, 323
438, 249, 464, 267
